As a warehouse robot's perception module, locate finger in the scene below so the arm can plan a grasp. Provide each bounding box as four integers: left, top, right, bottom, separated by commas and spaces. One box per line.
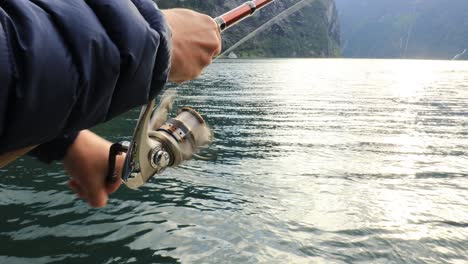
87, 190, 108, 208
209, 18, 222, 57
213, 20, 222, 56
196, 50, 213, 70
83, 179, 108, 208
212, 17, 222, 39
105, 178, 122, 195
212, 16, 221, 33
68, 179, 85, 199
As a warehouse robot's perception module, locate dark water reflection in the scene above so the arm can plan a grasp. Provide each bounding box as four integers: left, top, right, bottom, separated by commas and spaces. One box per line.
1, 59, 467, 263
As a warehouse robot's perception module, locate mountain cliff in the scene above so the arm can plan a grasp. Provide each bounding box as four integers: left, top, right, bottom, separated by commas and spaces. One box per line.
335, 0, 468, 60
155, 0, 341, 58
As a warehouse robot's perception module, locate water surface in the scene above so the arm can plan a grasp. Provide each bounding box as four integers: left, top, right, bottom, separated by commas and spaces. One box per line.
1, 59, 467, 263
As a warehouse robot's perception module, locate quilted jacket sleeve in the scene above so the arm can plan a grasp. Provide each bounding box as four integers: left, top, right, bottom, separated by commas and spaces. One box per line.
0, 0, 171, 155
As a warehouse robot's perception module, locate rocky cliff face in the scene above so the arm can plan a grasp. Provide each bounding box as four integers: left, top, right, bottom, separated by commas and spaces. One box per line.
336, 0, 468, 60
155, 0, 341, 58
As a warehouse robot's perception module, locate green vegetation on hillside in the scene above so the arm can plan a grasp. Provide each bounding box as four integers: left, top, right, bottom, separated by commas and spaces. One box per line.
156, 0, 341, 58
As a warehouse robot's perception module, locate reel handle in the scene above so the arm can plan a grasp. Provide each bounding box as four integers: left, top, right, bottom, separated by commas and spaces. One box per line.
105, 142, 129, 184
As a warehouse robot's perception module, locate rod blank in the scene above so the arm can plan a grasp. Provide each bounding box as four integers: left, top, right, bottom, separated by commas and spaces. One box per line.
215, 0, 275, 31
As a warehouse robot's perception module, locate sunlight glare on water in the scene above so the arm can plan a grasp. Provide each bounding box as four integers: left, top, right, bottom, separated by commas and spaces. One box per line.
0, 59, 467, 263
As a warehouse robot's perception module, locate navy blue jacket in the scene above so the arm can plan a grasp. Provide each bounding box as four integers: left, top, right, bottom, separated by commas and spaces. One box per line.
0, 0, 171, 157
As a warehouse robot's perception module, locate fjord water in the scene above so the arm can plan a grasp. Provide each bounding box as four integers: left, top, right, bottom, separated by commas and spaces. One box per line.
1, 59, 467, 263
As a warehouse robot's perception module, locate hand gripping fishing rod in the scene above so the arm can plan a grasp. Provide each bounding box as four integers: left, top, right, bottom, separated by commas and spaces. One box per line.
106, 0, 275, 189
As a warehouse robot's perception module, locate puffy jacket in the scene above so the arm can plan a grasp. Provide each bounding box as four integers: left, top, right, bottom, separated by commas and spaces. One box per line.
0, 0, 171, 157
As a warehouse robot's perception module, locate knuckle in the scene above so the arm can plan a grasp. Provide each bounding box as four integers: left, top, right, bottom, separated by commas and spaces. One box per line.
190, 71, 200, 80
202, 13, 213, 22
201, 56, 212, 67
208, 37, 222, 56
214, 43, 222, 56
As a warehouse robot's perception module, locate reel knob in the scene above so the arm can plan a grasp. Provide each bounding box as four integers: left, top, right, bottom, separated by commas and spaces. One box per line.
153, 150, 170, 168
120, 100, 211, 189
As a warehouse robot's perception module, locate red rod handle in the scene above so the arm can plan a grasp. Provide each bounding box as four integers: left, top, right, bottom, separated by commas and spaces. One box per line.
214, 0, 275, 32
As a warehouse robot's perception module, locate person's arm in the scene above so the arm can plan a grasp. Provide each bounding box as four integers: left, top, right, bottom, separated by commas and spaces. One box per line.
0, 0, 220, 155
0, 0, 169, 154
63, 9, 222, 208
0, 1, 221, 207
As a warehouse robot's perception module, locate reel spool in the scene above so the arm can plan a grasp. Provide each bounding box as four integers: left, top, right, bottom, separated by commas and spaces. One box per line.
106, 0, 275, 189
108, 100, 211, 189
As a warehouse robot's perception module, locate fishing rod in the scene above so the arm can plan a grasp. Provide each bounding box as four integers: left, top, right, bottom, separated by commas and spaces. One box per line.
107, 0, 276, 189
215, 0, 275, 32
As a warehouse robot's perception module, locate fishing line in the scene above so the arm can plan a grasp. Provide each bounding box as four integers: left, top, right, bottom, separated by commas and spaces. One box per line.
149, 0, 322, 164
219, 0, 320, 58
112, 0, 320, 188
171, 0, 319, 90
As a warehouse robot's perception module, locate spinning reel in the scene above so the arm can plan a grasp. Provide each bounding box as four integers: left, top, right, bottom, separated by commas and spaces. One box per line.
106, 0, 275, 188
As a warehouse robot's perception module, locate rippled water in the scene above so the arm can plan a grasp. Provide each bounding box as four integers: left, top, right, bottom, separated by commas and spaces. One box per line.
1, 59, 467, 263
